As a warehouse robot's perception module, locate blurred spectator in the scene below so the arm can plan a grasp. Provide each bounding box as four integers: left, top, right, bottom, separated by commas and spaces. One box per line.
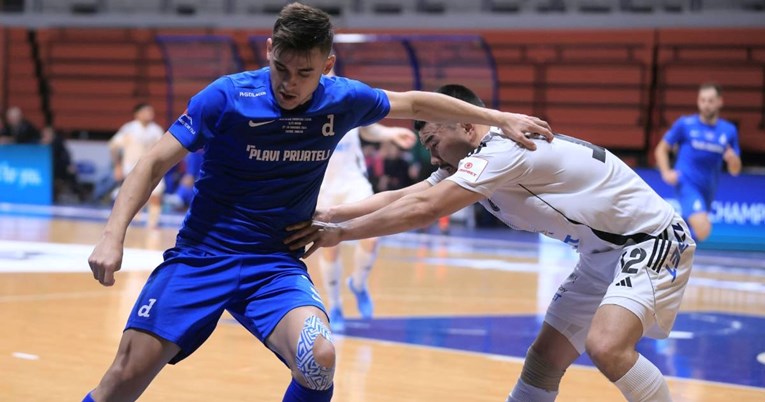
2, 106, 40, 144
376, 140, 416, 192
363, 142, 383, 191
109, 103, 165, 229
41, 125, 84, 203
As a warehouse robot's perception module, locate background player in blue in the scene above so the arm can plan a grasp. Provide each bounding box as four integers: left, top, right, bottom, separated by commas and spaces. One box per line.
83, 3, 553, 402
654, 82, 742, 241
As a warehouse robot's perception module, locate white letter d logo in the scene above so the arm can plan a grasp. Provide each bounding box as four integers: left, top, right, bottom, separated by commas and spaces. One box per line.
137, 298, 157, 318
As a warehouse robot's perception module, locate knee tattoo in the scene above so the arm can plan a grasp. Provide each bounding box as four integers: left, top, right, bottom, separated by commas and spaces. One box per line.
295, 315, 335, 390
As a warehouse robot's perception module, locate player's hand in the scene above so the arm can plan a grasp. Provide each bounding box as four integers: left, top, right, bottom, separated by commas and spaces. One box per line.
498, 112, 553, 150
113, 166, 124, 182
723, 147, 737, 163
285, 220, 343, 258
661, 169, 679, 186
88, 234, 124, 286
313, 208, 334, 223
390, 128, 417, 150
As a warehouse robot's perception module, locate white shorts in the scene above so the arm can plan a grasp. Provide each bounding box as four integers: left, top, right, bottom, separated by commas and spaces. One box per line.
545, 215, 695, 354
317, 177, 374, 209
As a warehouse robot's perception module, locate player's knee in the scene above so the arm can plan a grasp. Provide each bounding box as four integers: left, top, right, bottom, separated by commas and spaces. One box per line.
688, 214, 711, 241
295, 315, 335, 390
585, 335, 629, 370
693, 221, 711, 241
519, 347, 566, 392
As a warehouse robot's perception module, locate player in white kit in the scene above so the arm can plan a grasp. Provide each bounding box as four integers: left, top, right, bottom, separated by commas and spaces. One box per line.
109, 103, 165, 229
317, 123, 416, 331
287, 85, 694, 402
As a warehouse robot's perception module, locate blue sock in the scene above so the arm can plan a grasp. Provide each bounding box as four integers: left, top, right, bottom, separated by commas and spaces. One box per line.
282, 378, 333, 402
82, 392, 95, 402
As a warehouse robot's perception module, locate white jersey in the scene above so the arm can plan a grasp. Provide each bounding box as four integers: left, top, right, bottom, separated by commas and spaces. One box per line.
427, 128, 675, 254
323, 127, 368, 185
109, 120, 164, 174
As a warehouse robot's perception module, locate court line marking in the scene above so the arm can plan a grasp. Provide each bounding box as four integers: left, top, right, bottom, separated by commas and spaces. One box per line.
11, 352, 39, 360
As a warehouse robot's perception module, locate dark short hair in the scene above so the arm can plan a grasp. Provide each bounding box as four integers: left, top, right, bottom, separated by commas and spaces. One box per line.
414, 84, 485, 132
699, 82, 722, 97
272, 2, 334, 57
133, 102, 152, 114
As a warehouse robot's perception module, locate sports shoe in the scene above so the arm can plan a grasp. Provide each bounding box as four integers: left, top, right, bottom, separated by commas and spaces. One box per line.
347, 277, 374, 319
328, 306, 345, 333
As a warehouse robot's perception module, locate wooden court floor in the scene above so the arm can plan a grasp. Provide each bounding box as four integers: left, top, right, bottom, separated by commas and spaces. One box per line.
1, 216, 764, 401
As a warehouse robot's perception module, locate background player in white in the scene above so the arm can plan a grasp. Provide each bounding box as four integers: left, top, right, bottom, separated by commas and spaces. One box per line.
287, 84, 695, 402
318, 122, 416, 332
109, 103, 165, 229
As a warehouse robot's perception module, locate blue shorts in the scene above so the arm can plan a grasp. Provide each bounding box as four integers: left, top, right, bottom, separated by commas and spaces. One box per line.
125, 247, 326, 364
676, 180, 714, 220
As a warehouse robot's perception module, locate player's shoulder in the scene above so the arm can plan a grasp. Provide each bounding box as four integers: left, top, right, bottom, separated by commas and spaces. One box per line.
320, 75, 368, 98
679, 114, 698, 126
475, 128, 523, 155
717, 118, 738, 132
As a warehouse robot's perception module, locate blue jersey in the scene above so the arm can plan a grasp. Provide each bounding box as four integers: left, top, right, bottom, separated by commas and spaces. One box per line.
168, 68, 390, 255
663, 114, 740, 191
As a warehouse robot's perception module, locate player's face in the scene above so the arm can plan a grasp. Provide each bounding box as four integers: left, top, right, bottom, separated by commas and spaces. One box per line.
419, 123, 474, 174
697, 87, 722, 120
135, 106, 155, 124
266, 39, 335, 110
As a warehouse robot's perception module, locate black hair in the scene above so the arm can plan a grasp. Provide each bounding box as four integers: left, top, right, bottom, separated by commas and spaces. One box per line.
414, 84, 486, 132
272, 2, 334, 57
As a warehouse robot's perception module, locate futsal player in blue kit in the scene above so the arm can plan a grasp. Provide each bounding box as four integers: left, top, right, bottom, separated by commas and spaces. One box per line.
83, 3, 552, 401
654, 83, 742, 241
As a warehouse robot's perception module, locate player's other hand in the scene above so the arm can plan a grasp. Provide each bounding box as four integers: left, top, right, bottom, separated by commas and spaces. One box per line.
661, 169, 679, 186
285, 220, 343, 258
723, 147, 737, 163
88, 234, 124, 286
113, 166, 124, 182
499, 112, 553, 150
391, 128, 417, 150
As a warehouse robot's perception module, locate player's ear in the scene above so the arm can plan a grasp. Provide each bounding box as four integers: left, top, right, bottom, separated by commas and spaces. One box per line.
266, 38, 273, 62
322, 54, 336, 75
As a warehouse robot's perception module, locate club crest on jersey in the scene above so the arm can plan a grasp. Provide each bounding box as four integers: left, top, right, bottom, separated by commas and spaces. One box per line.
456, 157, 488, 182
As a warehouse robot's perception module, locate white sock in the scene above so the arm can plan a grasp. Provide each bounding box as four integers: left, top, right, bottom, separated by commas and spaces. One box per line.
319, 256, 342, 308
507, 378, 558, 402
614, 354, 672, 402
350, 244, 377, 289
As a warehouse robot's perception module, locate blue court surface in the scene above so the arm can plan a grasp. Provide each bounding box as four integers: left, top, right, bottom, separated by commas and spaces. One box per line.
335, 312, 765, 388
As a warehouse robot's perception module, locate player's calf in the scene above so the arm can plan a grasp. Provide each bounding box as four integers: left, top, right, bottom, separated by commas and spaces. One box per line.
507, 347, 565, 402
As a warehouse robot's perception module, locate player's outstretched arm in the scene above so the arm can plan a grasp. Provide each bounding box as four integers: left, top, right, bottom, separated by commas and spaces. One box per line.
88, 133, 188, 286
383, 90, 552, 150
320, 180, 432, 223
287, 181, 484, 257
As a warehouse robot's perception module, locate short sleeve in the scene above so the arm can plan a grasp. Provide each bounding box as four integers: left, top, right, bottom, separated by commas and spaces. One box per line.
351, 82, 390, 127
109, 123, 128, 148
446, 141, 526, 198
728, 123, 741, 155
663, 117, 686, 146
168, 76, 230, 152
425, 168, 450, 186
